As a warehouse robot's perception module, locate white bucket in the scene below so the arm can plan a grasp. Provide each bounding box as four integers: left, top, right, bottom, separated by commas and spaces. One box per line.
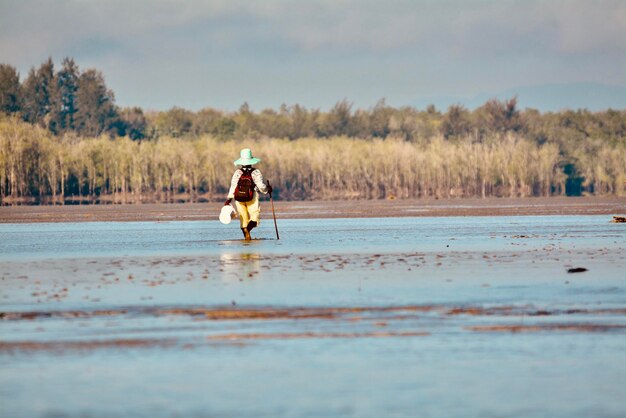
219, 205, 237, 224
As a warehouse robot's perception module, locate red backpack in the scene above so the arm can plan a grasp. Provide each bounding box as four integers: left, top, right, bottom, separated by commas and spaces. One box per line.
234, 168, 255, 202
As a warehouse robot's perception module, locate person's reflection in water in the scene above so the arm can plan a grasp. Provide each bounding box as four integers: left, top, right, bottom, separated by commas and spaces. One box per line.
219, 253, 262, 282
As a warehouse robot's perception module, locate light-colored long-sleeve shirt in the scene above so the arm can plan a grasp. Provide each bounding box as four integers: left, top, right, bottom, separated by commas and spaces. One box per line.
227, 168, 268, 199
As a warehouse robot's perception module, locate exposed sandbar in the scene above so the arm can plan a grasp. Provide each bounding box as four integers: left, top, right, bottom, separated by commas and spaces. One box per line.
1, 196, 624, 223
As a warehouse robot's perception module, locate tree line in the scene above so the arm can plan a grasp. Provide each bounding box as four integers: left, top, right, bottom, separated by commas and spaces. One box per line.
0, 57, 625, 203
1, 116, 624, 204
0, 58, 124, 138
2, 58, 626, 144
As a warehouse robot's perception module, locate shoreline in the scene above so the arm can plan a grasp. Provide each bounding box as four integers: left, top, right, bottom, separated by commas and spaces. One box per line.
1, 196, 624, 223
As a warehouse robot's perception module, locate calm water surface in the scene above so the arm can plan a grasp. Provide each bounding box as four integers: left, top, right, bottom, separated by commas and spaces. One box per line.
0, 215, 623, 259
1, 216, 625, 418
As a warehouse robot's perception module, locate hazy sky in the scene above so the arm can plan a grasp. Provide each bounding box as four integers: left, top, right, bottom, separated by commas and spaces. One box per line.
1, 0, 625, 111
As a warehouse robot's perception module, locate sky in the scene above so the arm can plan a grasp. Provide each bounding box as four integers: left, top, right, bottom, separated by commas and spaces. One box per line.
1, 0, 625, 112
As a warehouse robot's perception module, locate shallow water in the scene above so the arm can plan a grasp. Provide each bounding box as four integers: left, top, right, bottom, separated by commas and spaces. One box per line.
1, 216, 625, 418
0, 215, 623, 259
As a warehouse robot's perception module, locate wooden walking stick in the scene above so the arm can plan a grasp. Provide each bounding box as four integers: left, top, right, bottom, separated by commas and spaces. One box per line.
267, 180, 279, 240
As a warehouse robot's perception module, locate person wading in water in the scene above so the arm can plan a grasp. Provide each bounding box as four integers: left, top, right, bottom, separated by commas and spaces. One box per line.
224, 148, 272, 241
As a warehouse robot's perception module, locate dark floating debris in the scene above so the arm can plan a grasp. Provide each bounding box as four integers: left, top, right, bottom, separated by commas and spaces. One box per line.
567, 267, 588, 273
612, 216, 626, 223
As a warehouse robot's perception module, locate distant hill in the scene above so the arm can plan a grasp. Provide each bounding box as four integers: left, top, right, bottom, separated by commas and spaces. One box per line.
414, 83, 626, 112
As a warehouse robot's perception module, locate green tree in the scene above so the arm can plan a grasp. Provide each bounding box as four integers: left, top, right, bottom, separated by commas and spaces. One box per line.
257, 107, 290, 139
117, 107, 147, 140
21, 58, 55, 127
599, 109, 626, 142
369, 98, 391, 138
152, 107, 193, 137
324, 99, 354, 136
440, 104, 471, 139
74, 69, 118, 137
0, 64, 21, 114
476, 97, 523, 135
191, 108, 223, 136
53, 57, 80, 132
288, 104, 314, 139
211, 117, 237, 139
233, 102, 259, 136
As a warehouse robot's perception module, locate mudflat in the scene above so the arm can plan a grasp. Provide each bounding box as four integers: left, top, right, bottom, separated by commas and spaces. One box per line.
1, 196, 624, 223
1, 210, 625, 417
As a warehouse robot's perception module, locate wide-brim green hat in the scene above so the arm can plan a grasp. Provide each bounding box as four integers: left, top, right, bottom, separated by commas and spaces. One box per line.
234, 148, 261, 166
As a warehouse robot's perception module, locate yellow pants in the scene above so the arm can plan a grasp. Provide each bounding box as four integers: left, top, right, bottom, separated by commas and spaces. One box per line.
234, 193, 260, 229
